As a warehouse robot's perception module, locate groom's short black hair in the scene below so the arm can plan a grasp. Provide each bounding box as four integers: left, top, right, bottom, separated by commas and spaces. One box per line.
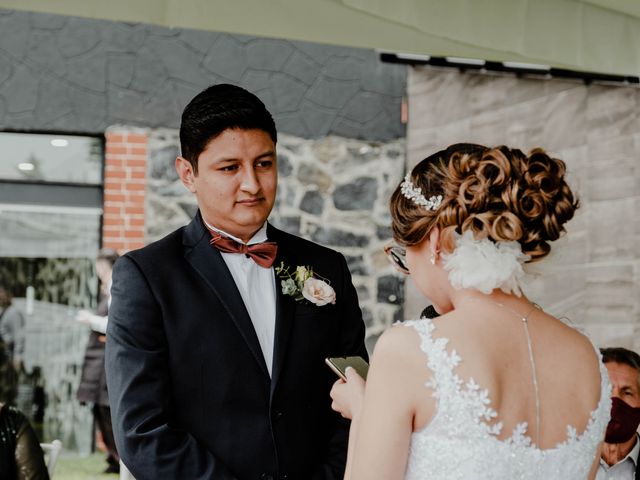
179, 83, 277, 174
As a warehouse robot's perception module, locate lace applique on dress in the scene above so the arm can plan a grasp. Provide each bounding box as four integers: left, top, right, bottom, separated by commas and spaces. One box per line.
402, 318, 611, 480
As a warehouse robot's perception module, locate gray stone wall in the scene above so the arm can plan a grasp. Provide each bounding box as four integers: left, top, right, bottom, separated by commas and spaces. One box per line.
0, 8, 405, 141
407, 66, 640, 351
146, 129, 406, 351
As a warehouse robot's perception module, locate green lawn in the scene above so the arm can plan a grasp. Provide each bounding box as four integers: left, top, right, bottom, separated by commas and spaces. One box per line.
53, 453, 119, 480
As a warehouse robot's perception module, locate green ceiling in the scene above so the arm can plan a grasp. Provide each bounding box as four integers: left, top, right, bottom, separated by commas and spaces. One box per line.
1, 0, 638, 76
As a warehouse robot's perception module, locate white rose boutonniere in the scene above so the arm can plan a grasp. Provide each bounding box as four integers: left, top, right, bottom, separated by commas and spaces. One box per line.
301, 278, 336, 306
275, 261, 336, 306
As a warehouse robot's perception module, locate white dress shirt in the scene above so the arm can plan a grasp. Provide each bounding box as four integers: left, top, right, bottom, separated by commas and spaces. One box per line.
205, 220, 277, 376
597, 435, 639, 480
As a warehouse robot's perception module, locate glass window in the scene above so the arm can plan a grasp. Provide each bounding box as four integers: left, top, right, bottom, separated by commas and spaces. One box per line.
0, 205, 101, 452
0, 132, 103, 184
0, 130, 103, 453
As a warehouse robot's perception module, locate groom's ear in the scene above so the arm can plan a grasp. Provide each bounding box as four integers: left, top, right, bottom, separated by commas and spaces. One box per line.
176, 156, 197, 193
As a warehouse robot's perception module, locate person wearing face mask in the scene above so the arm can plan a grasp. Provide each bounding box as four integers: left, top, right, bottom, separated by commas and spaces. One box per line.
598, 347, 640, 480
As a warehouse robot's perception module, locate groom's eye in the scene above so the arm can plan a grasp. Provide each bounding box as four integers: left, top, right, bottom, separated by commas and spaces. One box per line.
219, 164, 239, 172
255, 159, 274, 168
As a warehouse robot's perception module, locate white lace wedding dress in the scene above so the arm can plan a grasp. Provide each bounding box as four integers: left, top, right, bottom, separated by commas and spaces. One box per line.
402, 318, 611, 480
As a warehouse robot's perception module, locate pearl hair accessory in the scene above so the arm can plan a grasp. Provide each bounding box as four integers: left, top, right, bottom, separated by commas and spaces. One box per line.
400, 174, 443, 210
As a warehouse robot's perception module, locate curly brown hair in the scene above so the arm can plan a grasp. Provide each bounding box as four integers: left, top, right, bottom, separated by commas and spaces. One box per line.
390, 143, 579, 262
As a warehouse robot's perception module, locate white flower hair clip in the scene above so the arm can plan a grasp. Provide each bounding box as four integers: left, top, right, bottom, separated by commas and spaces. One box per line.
442, 230, 531, 296
400, 173, 443, 211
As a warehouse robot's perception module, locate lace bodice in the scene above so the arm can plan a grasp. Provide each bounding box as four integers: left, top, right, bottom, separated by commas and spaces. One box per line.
402, 318, 611, 480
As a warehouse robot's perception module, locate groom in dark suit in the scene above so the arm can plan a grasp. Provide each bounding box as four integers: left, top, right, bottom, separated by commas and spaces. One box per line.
105, 84, 367, 480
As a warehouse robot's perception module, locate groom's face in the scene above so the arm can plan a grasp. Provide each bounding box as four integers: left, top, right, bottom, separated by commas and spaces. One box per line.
176, 128, 277, 243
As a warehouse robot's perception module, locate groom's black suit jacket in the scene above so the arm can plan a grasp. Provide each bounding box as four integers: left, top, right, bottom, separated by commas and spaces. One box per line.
105, 214, 367, 480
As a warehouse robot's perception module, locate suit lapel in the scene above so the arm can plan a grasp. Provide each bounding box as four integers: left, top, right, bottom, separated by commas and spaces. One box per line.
268, 225, 296, 394
183, 215, 270, 378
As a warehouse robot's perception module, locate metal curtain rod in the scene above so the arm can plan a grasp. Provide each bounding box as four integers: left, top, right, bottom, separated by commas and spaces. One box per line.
380, 52, 640, 87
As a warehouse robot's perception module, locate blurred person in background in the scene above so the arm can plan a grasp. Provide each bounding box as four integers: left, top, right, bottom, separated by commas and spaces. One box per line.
76, 248, 120, 475
598, 347, 640, 480
0, 283, 25, 406
0, 401, 49, 480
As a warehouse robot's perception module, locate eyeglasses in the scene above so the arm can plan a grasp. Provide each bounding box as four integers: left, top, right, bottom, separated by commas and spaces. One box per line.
384, 243, 410, 275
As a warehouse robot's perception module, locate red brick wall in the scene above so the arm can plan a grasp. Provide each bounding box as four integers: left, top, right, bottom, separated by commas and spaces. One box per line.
102, 129, 148, 253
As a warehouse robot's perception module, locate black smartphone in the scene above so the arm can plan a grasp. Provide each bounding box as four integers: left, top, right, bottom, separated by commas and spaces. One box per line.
325, 356, 369, 381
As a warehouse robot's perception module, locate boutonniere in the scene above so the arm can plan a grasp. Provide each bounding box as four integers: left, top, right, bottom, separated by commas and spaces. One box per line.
275, 262, 336, 306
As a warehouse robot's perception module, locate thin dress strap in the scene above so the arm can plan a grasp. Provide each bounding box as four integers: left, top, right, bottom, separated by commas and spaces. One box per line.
491, 302, 541, 446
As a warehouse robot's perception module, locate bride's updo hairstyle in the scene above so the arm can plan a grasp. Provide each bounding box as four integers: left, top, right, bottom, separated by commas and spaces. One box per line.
390, 143, 579, 261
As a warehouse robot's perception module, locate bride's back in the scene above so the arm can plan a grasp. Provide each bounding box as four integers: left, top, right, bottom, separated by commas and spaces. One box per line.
414, 305, 603, 450
377, 144, 610, 479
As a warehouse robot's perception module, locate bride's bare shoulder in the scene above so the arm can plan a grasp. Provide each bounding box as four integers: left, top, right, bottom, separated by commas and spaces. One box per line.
375, 322, 420, 350
372, 316, 454, 363
543, 316, 602, 376
371, 322, 428, 363
369, 323, 436, 394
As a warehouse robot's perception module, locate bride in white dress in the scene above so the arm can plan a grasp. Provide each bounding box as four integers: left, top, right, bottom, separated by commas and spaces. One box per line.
330, 144, 611, 480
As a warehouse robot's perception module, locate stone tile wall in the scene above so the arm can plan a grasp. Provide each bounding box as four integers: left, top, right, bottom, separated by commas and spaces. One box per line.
407, 66, 640, 351
0, 8, 405, 142
146, 129, 407, 351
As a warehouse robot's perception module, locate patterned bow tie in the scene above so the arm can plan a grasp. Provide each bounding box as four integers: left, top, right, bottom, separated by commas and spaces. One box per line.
209, 231, 278, 268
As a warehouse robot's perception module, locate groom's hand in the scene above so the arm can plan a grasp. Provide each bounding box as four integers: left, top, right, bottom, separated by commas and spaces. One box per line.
330, 367, 365, 420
